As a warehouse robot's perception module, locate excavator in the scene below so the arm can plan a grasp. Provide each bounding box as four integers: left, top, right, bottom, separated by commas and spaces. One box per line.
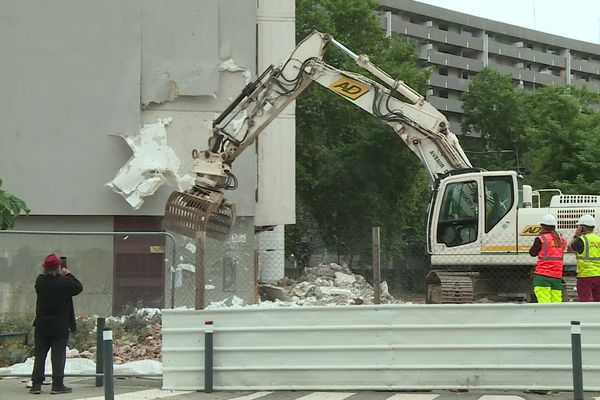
164, 31, 600, 303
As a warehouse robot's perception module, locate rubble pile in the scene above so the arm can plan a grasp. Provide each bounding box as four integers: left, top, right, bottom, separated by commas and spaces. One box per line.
70, 323, 162, 364
112, 323, 162, 364
261, 262, 400, 306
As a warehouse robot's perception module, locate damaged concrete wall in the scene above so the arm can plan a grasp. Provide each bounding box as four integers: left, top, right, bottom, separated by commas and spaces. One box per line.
0, 0, 262, 217
140, 0, 258, 216
0, 0, 142, 215
140, 0, 219, 105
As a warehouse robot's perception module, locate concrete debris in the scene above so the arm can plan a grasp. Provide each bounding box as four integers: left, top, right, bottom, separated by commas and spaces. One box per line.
260, 262, 399, 306
71, 324, 162, 365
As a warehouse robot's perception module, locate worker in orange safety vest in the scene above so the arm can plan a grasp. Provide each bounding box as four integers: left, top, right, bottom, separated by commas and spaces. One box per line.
528, 214, 567, 303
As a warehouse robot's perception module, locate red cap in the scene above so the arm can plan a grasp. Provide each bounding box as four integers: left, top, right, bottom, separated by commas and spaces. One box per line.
43, 253, 60, 269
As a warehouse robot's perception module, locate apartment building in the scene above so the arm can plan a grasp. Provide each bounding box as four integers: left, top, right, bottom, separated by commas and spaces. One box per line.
379, 0, 600, 135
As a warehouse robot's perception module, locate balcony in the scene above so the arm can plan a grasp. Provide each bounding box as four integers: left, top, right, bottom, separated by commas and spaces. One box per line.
426, 95, 463, 114
428, 52, 484, 72
490, 63, 567, 85
571, 79, 600, 92
488, 39, 566, 68
571, 58, 600, 75
428, 73, 470, 92
390, 16, 483, 51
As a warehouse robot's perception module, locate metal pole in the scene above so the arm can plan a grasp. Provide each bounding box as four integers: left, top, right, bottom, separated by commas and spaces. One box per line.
571, 320, 584, 400
103, 328, 114, 400
372, 227, 381, 304
254, 250, 259, 304
195, 235, 206, 310
170, 268, 176, 309
95, 317, 105, 387
204, 320, 214, 393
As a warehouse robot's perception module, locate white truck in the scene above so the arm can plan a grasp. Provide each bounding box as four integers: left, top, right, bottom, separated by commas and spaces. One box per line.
164, 31, 600, 303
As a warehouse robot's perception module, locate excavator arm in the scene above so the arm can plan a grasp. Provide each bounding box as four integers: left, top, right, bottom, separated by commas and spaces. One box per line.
164, 30, 472, 240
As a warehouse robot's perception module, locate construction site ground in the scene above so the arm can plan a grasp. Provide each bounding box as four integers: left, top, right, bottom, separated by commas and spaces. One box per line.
2, 377, 600, 400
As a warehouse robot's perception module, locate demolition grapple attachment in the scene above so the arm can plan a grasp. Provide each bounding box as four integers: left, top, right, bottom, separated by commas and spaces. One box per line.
163, 190, 235, 241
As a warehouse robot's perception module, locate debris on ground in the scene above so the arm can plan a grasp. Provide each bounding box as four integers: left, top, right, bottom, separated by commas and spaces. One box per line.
259, 262, 401, 306
71, 323, 162, 364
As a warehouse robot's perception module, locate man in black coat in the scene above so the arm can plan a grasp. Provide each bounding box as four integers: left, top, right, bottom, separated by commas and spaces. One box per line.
30, 253, 83, 395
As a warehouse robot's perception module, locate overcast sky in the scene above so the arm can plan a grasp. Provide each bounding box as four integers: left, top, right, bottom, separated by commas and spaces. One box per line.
415, 0, 600, 45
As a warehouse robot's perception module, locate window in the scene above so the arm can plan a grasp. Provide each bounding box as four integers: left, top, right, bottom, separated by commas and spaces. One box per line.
438, 22, 449, 31
437, 180, 478, 247
438, 67, 449, 76
484, 176, 514, 232
438, 89, 449, 98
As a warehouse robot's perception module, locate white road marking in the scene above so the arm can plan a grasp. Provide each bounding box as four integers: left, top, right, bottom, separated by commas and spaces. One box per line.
479, 396, 525, 400
294, 392, 356, 400
386, 394, 440, 400
74, 388, 193, 400
226, 392, 276, 400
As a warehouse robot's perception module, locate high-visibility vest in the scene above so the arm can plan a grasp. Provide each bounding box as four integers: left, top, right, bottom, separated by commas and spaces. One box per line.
535, 232, 566, 279
575, 232, 600, 277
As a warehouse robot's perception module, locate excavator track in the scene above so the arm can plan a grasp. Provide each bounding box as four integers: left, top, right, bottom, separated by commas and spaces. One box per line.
164, 190, 235, 241
426, 271, 479, 304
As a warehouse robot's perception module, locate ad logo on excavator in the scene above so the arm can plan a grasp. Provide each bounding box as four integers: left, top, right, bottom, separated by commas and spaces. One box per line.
520, 225, 542, 236
329, 77, 370, 100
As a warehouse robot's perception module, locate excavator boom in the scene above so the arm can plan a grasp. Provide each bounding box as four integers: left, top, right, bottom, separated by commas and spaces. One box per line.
164, 31, 471, 240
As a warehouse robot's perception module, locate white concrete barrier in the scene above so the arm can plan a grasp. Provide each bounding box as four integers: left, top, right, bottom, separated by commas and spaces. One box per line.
162, 303, 600, 391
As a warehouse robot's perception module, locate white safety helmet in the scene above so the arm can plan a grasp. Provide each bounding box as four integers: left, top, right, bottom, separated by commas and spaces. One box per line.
540, 214, 557, 226
577, 214, 596, 227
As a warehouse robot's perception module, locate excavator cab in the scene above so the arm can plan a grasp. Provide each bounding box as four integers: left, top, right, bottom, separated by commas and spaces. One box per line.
429, 171, 518, 253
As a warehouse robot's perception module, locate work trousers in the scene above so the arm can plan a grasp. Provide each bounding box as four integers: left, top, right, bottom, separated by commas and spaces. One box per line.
533, 274, 563, 303
577, 276, 600, 302
31, 329, 69, 385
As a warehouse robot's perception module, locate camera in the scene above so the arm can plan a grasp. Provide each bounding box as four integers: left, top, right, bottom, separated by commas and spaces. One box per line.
60, 257, 67, 268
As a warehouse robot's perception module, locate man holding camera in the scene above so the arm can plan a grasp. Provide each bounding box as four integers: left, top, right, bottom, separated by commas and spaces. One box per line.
30, 253, 83, 395
569, 215, 600, 302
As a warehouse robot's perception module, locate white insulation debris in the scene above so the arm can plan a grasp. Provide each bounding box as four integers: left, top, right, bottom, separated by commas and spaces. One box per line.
106, 117, 194, 209
218, 58, 251, 84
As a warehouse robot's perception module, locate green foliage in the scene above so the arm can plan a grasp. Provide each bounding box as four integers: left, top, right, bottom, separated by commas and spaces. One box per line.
0, 312, 34, 367
461, 68, 525, 171
0, 308, 161, 367
0, 343, 30, 367
462, 71, 600, 202
0, 311, 35, 335
290, 0, 431, 267
0, 178, 30, 230
68, 315, 98, 353
107, 301, 162, 343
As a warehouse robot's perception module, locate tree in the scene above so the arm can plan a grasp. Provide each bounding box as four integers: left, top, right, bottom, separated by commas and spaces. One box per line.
290, 0, 431, 267
461, 68, 525, 171
0, 178, 30, 229
520, 86, 600, 196
462, 69, 600, 202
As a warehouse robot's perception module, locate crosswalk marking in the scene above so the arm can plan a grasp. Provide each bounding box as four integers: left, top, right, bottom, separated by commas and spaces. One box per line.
74, 389, 529, 400
227, 392, 275, 400
225, 392, 527, 400
75, 389, 193, 400
294, 393, 356, 400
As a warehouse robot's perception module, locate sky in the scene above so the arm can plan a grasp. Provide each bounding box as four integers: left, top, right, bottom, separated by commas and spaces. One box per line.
415, 0, 600, 45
